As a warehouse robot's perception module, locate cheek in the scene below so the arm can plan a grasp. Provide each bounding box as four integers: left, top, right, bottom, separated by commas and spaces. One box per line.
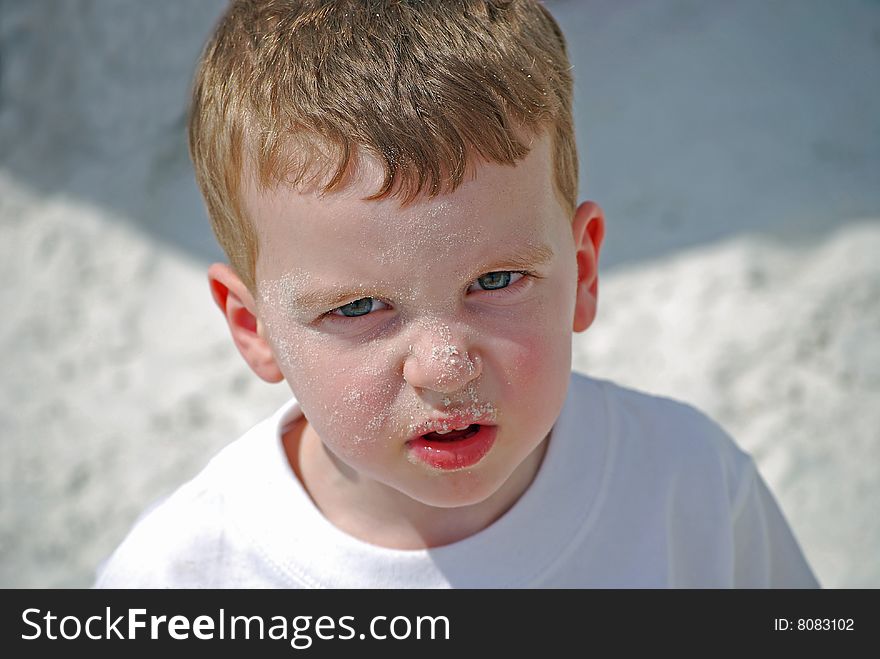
498, 328, 570, 389
480, 298, 573, 437
491, 291, 573, 384
273, 334, 403, 456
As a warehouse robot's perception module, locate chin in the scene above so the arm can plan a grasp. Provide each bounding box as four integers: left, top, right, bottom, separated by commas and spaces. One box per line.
401, 470, 507, 509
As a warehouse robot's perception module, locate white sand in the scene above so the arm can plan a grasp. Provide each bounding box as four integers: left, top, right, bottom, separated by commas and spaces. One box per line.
0, 176, 291, 587
1, 1, 878, 587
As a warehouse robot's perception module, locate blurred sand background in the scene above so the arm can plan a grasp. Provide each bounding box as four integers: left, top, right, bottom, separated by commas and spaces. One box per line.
1, 0, 878, 588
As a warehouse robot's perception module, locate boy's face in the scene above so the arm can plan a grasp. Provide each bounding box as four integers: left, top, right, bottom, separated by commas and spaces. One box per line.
232, 134, 602, 511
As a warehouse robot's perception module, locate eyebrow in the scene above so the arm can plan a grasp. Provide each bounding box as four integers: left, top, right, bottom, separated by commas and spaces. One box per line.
291, 286, 380, 313
289, 242, 556, 311
480, 242, 555, 273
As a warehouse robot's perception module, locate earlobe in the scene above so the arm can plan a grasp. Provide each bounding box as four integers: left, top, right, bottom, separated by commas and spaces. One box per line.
207, 263, 285, 383
571, 201, 605, 333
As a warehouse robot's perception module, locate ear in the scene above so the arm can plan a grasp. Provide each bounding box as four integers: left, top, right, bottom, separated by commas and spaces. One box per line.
571, 201, 605, 333
207, 263, 284, 383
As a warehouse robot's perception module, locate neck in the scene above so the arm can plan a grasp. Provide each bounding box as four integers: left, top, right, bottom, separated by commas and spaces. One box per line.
282, 418, 548, 549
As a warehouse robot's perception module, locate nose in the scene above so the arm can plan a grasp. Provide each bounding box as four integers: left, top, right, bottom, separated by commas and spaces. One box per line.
402, 327, 482, 394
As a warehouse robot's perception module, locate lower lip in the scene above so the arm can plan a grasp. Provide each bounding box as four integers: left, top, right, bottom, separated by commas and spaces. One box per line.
407, 425, 498, 470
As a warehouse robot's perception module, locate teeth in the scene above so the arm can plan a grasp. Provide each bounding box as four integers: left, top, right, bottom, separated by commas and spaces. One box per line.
433, 424, 472, 435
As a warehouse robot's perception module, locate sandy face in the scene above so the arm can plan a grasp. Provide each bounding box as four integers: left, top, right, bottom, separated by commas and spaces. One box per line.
248, 135, 588, 514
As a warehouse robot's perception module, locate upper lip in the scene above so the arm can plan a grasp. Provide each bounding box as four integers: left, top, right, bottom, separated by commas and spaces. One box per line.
408, 410, 497, 439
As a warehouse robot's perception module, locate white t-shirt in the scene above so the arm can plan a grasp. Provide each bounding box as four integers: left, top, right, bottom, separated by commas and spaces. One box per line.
95, 372, 818, 588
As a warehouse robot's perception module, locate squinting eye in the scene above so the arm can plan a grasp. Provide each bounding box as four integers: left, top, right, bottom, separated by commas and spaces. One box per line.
331, 297, 388, 317
469, 271, 523, 292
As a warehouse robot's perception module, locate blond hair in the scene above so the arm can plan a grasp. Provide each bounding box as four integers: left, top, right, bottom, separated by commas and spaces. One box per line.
189, 0, 577, 293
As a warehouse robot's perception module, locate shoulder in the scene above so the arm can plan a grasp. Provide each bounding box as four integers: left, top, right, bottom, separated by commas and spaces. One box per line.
570, 372, 750, 500
565, 374, 818, 587
94, 474, 228, 588
94, 411, 284, 588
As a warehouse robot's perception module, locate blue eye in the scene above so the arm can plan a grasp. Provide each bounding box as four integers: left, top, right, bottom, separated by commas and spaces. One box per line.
331, 297, 387, 317
469, 271, 524, 293
477, 272, 511, 290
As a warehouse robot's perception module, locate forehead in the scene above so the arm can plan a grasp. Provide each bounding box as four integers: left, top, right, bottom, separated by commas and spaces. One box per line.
245, 135, 565, 281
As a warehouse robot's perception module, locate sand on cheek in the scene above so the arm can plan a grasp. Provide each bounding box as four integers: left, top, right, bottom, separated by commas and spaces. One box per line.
283, 344, 403, 459
263, 328, 408, 459
256, 274, 394, 456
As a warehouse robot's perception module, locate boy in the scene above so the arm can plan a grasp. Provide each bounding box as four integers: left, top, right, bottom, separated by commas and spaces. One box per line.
96, 0, 817, 587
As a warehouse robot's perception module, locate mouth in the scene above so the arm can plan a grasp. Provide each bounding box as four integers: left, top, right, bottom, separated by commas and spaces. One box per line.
421, 423, 481, 442
406, 424, 497, 470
